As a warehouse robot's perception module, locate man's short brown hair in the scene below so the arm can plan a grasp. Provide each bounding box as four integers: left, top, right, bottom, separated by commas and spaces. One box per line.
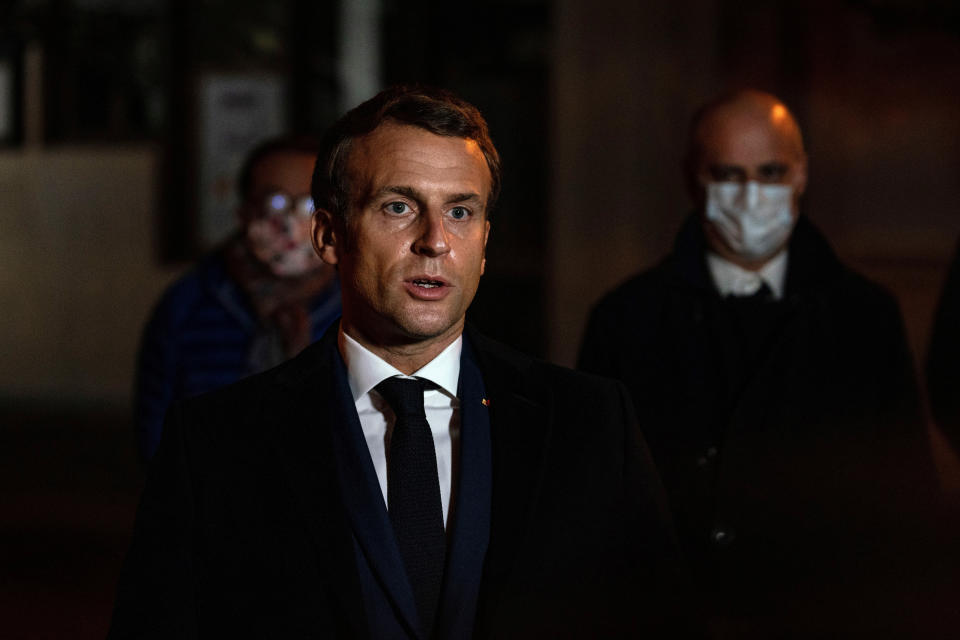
311, 85, 502, 222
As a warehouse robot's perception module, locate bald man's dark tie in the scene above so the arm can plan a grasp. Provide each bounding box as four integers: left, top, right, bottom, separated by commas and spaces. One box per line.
726, 281, 781, 394
376, 377, 446, 637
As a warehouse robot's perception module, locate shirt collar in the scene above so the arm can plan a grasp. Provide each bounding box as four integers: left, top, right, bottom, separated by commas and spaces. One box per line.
340, 328, 462, 402
706, 249, 788, 300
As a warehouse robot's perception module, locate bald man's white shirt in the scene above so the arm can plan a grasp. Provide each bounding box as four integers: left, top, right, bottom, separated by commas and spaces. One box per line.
708, 249, 788, 300
339, 329, 461, 528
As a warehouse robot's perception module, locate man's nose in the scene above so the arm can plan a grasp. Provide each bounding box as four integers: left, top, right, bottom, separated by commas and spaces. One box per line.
412, 211, 451, 257
270, 216, 291, 233
742, 180, 760, 208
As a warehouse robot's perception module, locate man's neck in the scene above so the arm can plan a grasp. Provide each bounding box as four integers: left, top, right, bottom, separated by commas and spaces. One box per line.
338, 321, 464, 375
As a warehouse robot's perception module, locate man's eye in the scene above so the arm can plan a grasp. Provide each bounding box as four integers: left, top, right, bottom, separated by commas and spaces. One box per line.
449, 206, 469, 220
758, 164, 788, 182
710, 167, 744, 182
294, 196, 315, 218
386, 202, 411, 215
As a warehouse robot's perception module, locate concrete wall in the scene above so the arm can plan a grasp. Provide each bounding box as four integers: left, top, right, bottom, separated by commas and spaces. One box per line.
0, 147, 181, 409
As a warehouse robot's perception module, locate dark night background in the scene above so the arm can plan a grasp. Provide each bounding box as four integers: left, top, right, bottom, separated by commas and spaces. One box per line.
2, 0, 960, 636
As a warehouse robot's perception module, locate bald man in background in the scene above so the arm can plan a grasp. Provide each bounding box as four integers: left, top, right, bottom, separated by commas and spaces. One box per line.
580, 90, 941, 636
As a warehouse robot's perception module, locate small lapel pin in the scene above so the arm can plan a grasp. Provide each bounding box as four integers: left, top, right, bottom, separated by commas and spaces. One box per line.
481, 398, 491, 407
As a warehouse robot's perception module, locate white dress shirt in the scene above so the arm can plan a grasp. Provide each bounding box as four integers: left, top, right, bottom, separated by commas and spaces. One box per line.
707, 249, 788, 300
339, 329, 461, 528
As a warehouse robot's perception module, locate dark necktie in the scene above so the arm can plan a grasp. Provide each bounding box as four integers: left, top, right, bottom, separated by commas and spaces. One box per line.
376, 376, 446, 637
728, 281, 773, 304
725, 280, 780, 388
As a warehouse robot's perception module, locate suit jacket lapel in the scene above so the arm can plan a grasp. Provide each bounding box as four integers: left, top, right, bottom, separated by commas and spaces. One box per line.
465, 330, 552, 616
290, 325, 420, 636
324, 343, 424, 637
273, 326, 551, 638
435, 338, 493, 639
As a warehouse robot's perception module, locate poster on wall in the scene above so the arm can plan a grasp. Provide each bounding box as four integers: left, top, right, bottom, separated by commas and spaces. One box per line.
197, 73, 287, 248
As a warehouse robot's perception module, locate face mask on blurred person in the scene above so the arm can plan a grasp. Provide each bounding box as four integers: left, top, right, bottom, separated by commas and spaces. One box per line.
705, 181, 795, 261
246, 191, 324, 278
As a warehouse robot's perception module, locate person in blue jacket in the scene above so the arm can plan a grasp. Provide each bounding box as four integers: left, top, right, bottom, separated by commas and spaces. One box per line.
134, 137, 341, 460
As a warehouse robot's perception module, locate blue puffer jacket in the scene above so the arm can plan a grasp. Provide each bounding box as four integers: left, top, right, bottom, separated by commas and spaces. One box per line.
134, 252, 341, 460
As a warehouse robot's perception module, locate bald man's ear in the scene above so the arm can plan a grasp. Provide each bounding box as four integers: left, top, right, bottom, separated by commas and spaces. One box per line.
794, 153, 809, 197
312, 209, 341, 266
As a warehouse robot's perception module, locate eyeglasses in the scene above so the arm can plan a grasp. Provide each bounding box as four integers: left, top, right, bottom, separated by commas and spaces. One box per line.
257, 191, 315, 220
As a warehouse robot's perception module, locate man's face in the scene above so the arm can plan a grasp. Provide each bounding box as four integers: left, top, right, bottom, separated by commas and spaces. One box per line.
314, 123, 491, 348
241, 150, 325, 278
690, 109, 808, 264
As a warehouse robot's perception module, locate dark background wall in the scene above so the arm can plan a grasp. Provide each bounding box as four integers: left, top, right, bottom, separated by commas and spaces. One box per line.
2, 0, 960, 637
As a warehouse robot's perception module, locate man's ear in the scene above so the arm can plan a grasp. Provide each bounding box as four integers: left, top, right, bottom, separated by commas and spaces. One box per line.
794, 152, 809, 197
312, 208, 341, 266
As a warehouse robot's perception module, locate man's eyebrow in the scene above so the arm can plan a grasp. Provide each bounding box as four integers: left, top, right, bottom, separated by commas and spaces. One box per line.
445, 192, 482, 205
708, 163, 746, 175
370, 186, 483, 206
709, 163, 743, 170
374, 185, 422, 201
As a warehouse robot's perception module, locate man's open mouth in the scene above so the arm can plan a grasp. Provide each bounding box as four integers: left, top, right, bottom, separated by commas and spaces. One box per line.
412, 279, 445, 289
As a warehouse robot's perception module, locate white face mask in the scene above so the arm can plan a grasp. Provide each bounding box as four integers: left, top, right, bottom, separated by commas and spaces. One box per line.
246, 215, 324, 278
705, 181, 796, 261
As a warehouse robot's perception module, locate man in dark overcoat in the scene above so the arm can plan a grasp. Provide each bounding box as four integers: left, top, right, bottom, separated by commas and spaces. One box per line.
579, 89, 940, 637
108, 85, 690, 639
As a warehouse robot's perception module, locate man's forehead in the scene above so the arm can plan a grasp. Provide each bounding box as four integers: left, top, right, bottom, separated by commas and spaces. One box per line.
697, 114, 801, 167
353, 122, 480, 159
254, 149, 315, 171
347, 123, 491, 194
248, 150, 316, 192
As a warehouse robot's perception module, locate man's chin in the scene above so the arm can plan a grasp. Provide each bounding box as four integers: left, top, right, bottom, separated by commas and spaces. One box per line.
391, 310, 464, 345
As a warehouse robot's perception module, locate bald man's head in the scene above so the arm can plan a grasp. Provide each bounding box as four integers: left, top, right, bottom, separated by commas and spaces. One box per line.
685, 89, 809, 269
686, 90, 807, 195
687, 89, 806, 184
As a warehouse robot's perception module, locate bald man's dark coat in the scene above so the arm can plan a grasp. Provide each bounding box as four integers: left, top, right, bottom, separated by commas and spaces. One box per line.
580, 215, 941, 635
